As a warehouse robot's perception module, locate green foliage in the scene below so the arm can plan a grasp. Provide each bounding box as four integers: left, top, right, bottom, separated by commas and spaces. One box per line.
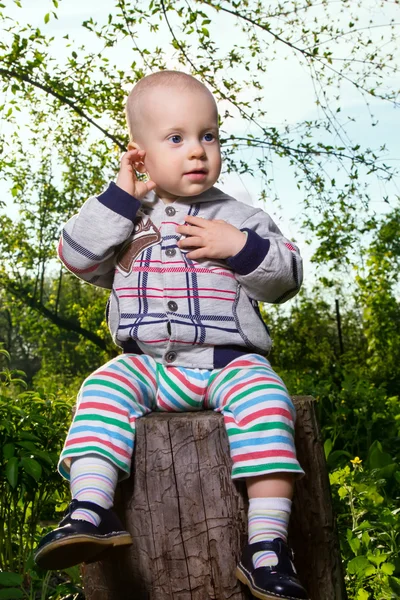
0, 274, 112, 391
264, 280, 399, 596
260, 209, 400, 598
269, 310, 400, 599
0, 347, 83, 599
330, 451, 400, 599
0, 0, 398, 380
0, 2, 399, 598
355, 207, 400, 394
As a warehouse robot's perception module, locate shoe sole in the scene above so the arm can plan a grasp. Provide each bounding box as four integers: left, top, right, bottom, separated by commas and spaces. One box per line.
236, 564, 309, 600
35, 532, 132, 571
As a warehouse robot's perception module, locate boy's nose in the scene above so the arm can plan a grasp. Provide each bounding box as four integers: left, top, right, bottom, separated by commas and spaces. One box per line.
188, 143, 206, 159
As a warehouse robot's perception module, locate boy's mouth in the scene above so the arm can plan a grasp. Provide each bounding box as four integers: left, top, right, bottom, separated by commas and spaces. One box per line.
185, 168, 207, 175
184, 169, 208, 182
184, 168, 208, 182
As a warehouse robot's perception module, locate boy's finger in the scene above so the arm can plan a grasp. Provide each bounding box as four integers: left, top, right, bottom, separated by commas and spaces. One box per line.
176, 224, 203, 236
186, 248, 208, 260
122, 149, 145, 161
183, 215, 207, 227
145, 180, 156, 192
178, 236, 204, 248
122, 149, 137, 159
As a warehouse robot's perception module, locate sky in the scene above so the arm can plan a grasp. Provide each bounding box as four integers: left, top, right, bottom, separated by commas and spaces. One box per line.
1, 0, 400, 278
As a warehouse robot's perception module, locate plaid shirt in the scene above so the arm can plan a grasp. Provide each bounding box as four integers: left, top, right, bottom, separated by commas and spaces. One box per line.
58, 183, 302, 369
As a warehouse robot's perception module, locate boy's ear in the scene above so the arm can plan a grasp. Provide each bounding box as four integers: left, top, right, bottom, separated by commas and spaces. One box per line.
128, 141, 140, 151
127, 140, 147, 174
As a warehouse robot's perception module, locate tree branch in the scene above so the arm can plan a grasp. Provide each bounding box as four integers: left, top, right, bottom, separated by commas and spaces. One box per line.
0, 67, 126, 150
198, 0, 399, 106
4, 279, 109, 351
223, 137, 393, 178
160, 0, 265, 134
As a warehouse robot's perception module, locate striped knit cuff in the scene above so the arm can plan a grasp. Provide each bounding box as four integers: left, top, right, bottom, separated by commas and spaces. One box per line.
98, 181, 141, 222
249, 497, 292, 512
226, 228, 270, 275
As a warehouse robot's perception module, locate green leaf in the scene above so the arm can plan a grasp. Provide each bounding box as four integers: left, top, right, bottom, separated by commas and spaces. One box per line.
389, 577, 400, 595
368, 441, 393, 469
365, 489, 384, 505
5, 457, 19, 488
0, 589, 24, 599
367, 553, 389, 567
324, 438, 333, 459
348, 535, 360, 555
0, 573, 23, 587
361, 531, 370, 548
375, 464, 397, 479
355, 521, 371, 531
19, 432, 40, 442
32, 449, 54, 466
17, 441, 37, 452
356, 589, 369, 600
44, 12, 50, 24
21, 457, 42, 482
381, 562, 395, 575
62, 565, 81, 579
347, 556, 370, 576
327, 450, 351, 467
3, 443, 15, 460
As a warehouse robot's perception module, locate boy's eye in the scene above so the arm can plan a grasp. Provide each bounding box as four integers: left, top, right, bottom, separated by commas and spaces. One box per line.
203, 133, 215, 142
169, 135, 182, 144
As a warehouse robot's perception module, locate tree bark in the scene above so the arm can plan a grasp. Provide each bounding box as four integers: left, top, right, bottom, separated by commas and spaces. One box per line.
82, 397, 347, 600
288, 397, 347, 600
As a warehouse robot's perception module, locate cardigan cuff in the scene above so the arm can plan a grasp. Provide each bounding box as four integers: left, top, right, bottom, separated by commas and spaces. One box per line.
98, 181, 141, 222
226, 228, 270, 275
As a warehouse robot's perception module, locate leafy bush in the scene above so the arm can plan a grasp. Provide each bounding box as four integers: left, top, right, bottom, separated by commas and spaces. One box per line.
330, 445, 400, 599
265, 294, 400, 599
0, 347, 83, 599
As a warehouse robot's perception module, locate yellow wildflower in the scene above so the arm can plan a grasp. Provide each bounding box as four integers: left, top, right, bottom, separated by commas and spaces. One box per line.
350, 456, 362, 466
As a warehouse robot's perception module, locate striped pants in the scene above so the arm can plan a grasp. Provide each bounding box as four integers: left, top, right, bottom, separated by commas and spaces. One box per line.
59, 353, 304, 481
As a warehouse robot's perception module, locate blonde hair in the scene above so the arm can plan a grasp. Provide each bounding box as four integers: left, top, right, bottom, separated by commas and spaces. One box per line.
125, 70, 217, 142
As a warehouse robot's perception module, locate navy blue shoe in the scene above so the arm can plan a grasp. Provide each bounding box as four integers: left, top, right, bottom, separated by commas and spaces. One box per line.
236, 539, 309, 600
34, 499, 132, 570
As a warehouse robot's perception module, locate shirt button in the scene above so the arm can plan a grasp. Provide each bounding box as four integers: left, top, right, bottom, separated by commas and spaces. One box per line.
165, 248, 176, 257
165, 206, 176, 216
167, 301, 178, 312
165, 351, 177, 363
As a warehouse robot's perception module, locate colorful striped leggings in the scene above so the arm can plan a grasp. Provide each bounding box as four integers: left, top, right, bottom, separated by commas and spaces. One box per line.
59, 353, 304, 481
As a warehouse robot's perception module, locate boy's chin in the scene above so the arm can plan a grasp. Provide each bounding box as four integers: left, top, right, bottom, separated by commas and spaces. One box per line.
160, 182, 216, 199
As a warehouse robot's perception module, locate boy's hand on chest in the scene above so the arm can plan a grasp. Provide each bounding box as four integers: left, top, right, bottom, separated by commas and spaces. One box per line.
176, 215, 247, 260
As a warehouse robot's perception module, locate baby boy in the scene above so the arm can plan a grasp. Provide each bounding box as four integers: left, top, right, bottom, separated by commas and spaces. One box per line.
35, 71, 308, 600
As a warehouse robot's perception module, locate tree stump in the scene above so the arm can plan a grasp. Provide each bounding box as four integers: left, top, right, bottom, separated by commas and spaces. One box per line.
82, 397, 346, 600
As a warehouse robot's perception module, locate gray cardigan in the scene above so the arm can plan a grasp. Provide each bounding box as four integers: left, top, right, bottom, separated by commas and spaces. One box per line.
58, 183, 303, 369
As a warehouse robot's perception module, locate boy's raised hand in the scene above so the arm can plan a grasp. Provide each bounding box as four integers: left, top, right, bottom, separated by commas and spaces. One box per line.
176, 215, 247, 260
116, 149, 156, 199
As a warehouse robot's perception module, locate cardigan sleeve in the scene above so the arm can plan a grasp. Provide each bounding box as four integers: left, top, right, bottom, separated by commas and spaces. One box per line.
226, 209, 303, 303
57, 182, 141, 289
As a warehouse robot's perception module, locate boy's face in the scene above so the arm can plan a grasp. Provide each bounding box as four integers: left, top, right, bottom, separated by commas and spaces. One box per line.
130, 86, 221, 200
